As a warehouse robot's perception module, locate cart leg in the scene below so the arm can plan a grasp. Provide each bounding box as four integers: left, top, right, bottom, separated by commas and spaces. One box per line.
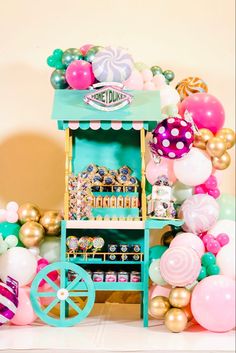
140, 292, 143, 319
143, 229, 149, 327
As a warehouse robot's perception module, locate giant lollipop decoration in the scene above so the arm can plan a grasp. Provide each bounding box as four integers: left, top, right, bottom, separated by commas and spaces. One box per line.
92, 46, 134, 83
0, 277, 19, 326
150, 117, 194, 159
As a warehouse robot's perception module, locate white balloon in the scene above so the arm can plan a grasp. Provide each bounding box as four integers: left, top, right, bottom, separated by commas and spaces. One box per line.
208, 220, 235, 247
173, 148, 212, 186
39, 236, 61, 263
160, 85, 180, 108
216, 245, 235, 280
149, 259, 167, 286
0, 247, 37, 286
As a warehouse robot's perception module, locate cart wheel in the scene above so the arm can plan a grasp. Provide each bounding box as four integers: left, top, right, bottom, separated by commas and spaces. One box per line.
30, 262, 95, 327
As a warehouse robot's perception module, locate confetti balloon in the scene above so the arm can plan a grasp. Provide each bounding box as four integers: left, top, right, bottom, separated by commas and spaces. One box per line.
179, 194, 220, 234
0, 278, 18, 326
176, 77, 208, 101
92, 46, 134, 83
160, 246, 201, 287
150, 117, 194, 159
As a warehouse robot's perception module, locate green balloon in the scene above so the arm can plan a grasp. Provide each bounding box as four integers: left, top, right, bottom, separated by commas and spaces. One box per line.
0, 222, 20, 239
172, 181, 193, 204
163, 69, 175, 82
151, 65, 163, 76
197, 266, 207, 281
134, 62, 148, 72
50, 69, 68, 89
53, 48, 63, 58
47, 55, 56, 67
84, 46, 103, 63
207, 264, 220, 276
217, 193, 235, 221
201, 252, 216, 267
149, 245, 168, 263
62, 48, 83, 66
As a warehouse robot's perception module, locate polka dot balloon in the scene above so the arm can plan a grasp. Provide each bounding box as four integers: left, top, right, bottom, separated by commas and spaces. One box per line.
150, 117, 194, 159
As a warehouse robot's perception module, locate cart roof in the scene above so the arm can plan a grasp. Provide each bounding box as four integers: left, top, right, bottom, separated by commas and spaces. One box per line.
51, 90, 161, 131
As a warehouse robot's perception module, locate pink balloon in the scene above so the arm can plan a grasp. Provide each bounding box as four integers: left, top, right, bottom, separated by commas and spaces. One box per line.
208, 188, 220, 199
191, 275, 235, 332
153, 74, 166, 89
149, 284, 171, 299
124, 69, 143, 90
39, 279, 60, 307
146, 157, 176, 185
6, 210, 18, 223
194, 185, 207, 194
80, 44, 93, 56
6, 201, 19, 212
0, 209, 6, 222
142, 69, 153, 82
205, 175, 217, 189
11, 287, 37, 326
206, 239, 221, 254
179, 194, 220, 234
216, 233, 230, 246
179, 93, 225, 134
170, 232, 205, 257
66, 60, 95, 90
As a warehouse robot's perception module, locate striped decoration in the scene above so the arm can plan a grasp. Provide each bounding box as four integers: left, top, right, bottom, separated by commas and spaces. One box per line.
0, 282, 18, 326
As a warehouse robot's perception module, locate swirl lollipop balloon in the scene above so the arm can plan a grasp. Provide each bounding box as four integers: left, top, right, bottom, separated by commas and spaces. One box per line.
92, 46, 134, 83
150, 117, 194, 159
176, 77, 208, 101
0, 277, 19, 326
160, 246, 201, 287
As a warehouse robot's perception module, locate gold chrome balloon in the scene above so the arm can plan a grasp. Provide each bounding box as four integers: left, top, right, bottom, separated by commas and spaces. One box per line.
19, 221, 45, 248
39, 211, 63, 236
216, 128, 236, 150
169, 287, 191, 308
193, 128, 213, 150
149, 296, 171, 319
182, 304, 193, 321
164, 308, 188, 333
161, 232, 175, 247
18, 203, 41, 224
206, 137, 227, 158
212, 151, 231, 170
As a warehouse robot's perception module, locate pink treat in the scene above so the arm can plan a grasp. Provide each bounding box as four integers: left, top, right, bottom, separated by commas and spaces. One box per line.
216, 233, 230, 247
202, 234, 214, 246
160, 246, 201, 287
206, 239, 221, 254
170, 232, 205, 258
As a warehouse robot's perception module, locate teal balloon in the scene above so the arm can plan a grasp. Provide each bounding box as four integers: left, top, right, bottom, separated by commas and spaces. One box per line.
0, 222, 20, 239
201, 252, 216, 267
163, 69, 175, 82
197, 266, 207, 281
172, 181, 193, 204
149, 245, 168, 263
62, 48, 83, 66
47, 55, 56, 67
84, 46, 103, 63
50, 69, 68, 89
217, 193, 235, 221
207, 264, 220, 276
151, 65, 163, 76
53, 48, 63, 58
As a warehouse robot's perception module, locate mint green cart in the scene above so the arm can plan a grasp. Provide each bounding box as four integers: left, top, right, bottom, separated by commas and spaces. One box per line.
30, 89, 183, 327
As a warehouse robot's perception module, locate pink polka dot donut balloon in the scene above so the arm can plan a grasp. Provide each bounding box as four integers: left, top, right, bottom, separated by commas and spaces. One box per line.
150, 117, 194, 159
160, 246, 201, 287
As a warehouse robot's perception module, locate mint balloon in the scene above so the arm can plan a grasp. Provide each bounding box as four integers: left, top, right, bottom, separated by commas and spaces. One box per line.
217, 193, 235, 221
62, 48, 83, 67
84, 46, 103, 63
163, 69, 175, 82
50, 69, 69, 89
151, 65, 163, 76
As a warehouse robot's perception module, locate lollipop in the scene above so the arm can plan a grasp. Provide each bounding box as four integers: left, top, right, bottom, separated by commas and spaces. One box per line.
92, 46, 134, 83
0, 277, 18, 326
150, 117, 194, 159
93, 237, 105, 250
78, 236, 93, 251
176, 77, 208, 101
66, 236, 78, 252
160, 246, 201, 287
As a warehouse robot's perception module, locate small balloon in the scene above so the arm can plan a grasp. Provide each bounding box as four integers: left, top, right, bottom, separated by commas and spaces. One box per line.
66, 60, 95, 90
206, 137, 227, 158
216, 128, 236, 149
19, 221, 45, 248
84, 46, 103, 63
163, 70, 175, 82
149, 259, 167, 285
161, 231, 175, 246
212, 151, 231, 170
134, 62, 148, 72
50, 69, 69, 89
172, 181, 193, 204
217, 193, 235, 221
18, 203, 41, 225
4, 235, 18, 248
193, 128, 214, 150
164, 308, 188, 332
182, 304, 193, 321
62, 48, 83, 66
149, 296, 171, 319
169, 287, 191, 308
150, 65, 163, 76
39, 211, 62, 236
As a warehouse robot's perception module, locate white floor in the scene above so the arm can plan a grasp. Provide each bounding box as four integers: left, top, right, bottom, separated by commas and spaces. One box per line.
0, 304, 235, 353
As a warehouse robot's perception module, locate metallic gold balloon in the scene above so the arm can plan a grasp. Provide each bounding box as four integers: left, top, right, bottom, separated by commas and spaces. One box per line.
161, 231, 175, 246
164, 308, 188, 333
193, 128, 214, 150
19, 221, 45, 248
39, 211, 63, 236
206, 137, 227, 158
182, 304, 193, 321
149, 296, 171, 319
216, 128, 236, 150
212, 151, 231, 170
169, 288, 191, 308
18, 203, 41, 224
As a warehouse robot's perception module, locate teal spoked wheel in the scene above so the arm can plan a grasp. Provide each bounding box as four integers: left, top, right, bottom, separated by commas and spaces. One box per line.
30, 262, 95, 327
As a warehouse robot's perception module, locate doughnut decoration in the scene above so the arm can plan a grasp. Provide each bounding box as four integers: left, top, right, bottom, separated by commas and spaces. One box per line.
179, 194, 219, 234
92, 46, 134, 83
176, 77, 208, 101
160, 246, 201, 287
0, 281, 18, 325
150, 117, 194, 159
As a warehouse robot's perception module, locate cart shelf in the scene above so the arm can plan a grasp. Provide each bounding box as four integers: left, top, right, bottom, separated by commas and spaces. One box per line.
70, 281, 143, 291
66, 252, 144, 262
65, 220, 145, 230
69, 259, 143, 265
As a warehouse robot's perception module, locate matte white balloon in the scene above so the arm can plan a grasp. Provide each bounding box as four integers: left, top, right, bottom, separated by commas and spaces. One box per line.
216, 245, 235, 280
39, 236, 61, 263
